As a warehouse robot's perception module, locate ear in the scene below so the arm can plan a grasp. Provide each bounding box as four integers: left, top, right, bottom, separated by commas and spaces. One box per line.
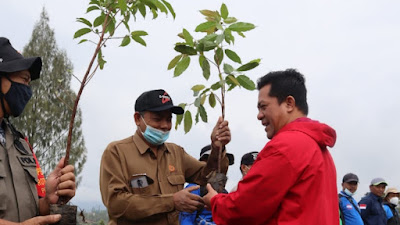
134, 112, 141, 126
285, 96, 296, 112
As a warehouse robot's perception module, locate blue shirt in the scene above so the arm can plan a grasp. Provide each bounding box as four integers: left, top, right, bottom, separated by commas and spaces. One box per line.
359, 193, 387, 225
383, 204, 394, 219
339, 191, 364, 225
179, 183, 215, 225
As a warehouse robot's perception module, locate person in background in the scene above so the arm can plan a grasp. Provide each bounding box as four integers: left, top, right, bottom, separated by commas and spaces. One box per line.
230, 151, 258, 192
203, 69, 338, 225
358, 177, 388, 225
383, 187, 400, 225
179, 144, 234, 225
338, 173, 364, 225
0, 37, 76, 224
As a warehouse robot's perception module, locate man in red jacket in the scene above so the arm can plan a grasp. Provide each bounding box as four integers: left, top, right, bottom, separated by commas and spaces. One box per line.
203, 69, 339, 225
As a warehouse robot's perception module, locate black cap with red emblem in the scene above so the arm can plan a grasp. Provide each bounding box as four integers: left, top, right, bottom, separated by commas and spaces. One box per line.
135, 89, 184, 114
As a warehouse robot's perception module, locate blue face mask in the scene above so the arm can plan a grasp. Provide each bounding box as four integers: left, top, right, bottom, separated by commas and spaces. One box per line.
140, 116, 170, 146
4, 80, 32, 117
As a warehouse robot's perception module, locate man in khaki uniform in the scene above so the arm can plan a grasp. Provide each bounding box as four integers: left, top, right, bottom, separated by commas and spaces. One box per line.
0, 37, 76, 224
100, 89, 231, 225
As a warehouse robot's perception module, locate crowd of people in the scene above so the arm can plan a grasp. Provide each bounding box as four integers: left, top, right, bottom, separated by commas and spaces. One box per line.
1, 35, 398, 225
339, 173, 400, 225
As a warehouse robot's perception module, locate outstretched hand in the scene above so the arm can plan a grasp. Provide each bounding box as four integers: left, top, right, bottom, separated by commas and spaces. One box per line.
173, 185, 204, 213
203, 183, 218, 210
45, 157, 76, 205
211, 117, 231, 150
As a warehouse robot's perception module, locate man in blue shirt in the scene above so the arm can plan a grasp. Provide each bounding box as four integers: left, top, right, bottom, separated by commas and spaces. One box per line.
358, 177, 388, 225
339, 173, 364, 225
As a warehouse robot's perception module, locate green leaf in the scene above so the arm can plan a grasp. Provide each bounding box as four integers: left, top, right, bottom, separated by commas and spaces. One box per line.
201, 57, 210, 80
237, 61, 260, 71
131, 30, 148, 36
237, 75, 256, 90
151, 8, 159, 19
168, 55, 182, 70
216, 34, 224, 45
199, 105, 207, 122
209, 92, 216, 108
199, 41, 217, 51
226, 74, 240, 86
182, 29, 194, 47
184, 110, 193, 133
174, 56, 190, 77
97, 49, 106, 70
202, 33, 218, 42
132, 36, 147, 46
237, 31, 246, 38
175, 103, 185, 130
153, 0, 168, 13
161, 0, 176, 19
211, 81, 221, 90
224, 17, 237, 24
199, 10, 218, 18
201, 94, 207, 105
220, 3, 228, 19
214, 47, 223, 65
118, 0, 127, 12
174, 45, 197, 55
194, 96, 201, 107
105, 17, 115, 35
228, 22, 255, 32
93, 13, 105, 27
224, 28, 234, 44
78, 39, 88, 44
86, 5, 100, 13
223, 63, 234, 74
74, 28, 91, 39
195, 21, 216, 32
192, 84, 205, 92
225, 49, 241, 64
77, 18, 92, 27
120, 35, 131, 47
138, 3, 146, 18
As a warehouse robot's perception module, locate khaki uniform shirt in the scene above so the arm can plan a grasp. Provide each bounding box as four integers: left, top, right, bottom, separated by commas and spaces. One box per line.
100, 132, 228, 225
0, 124, 39, 221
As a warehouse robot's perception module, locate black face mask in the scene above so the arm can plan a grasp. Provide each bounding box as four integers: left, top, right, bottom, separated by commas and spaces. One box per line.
4, 80, 32, 117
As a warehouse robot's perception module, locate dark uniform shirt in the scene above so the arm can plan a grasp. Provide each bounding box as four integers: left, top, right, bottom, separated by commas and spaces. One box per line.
359, 193, 387, 225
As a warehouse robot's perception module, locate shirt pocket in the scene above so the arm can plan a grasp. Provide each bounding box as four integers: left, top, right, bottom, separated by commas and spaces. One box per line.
167, 174, 185, 191
0, 159, 7, 211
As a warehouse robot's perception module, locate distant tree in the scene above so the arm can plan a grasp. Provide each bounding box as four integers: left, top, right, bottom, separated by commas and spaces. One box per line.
12, 8, 87, 185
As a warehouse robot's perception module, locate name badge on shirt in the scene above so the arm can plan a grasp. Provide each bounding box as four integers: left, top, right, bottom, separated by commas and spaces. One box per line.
17, 155, 36, 167
130, 173, 154, 188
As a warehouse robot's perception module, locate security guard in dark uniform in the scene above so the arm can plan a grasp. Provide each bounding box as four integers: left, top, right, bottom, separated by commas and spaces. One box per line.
0, 37, 76, 224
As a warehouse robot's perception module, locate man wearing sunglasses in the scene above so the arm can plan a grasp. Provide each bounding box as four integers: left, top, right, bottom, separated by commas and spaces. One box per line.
0, 37, 76, 224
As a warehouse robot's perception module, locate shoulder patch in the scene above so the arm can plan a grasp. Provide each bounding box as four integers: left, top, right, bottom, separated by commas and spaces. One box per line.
17, 155, 37, 167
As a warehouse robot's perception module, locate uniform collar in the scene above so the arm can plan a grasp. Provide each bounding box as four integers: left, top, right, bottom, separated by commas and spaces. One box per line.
133, 131, 170, 155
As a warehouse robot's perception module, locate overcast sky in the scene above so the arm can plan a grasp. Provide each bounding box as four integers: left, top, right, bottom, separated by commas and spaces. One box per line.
2, 0, 400, 210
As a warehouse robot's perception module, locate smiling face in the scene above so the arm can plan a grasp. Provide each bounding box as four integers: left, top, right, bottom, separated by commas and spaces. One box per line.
257, 84, 292, 139
370, 184, 387, 197
342, 181, 358, 193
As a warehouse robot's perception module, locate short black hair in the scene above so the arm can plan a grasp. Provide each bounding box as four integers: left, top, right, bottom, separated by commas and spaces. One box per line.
257, 69, 308, 115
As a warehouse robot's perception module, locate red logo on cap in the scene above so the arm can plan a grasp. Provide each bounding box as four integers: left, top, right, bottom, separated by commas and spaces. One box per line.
160, 92, 171, 104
